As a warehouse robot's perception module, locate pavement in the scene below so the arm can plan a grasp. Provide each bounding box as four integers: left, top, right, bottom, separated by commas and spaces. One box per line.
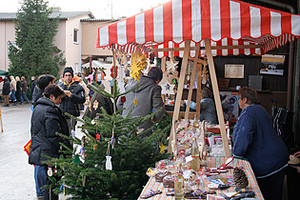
0, 103, 84, 200
0, 103, 35, 200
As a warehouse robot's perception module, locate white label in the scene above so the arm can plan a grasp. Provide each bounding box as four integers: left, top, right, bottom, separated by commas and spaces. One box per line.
185, 155, 193, 163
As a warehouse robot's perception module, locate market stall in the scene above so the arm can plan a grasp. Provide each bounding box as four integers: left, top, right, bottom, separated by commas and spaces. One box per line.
96, 0, 300, 157
96, 0, 300, 199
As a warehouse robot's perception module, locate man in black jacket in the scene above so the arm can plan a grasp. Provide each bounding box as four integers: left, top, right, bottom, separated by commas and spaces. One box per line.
59, 67, 85, 135
2, 78, 10, 107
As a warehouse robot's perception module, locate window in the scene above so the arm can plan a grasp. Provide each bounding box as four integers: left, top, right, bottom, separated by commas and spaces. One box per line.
73, 28, 79, 44
74, 63, 79, 73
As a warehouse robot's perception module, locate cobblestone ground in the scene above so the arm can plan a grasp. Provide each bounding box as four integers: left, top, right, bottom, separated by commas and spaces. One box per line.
0, 103, 84, 200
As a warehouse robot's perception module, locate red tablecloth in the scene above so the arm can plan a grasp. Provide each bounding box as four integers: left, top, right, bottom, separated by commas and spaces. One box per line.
138, 157, 264, 200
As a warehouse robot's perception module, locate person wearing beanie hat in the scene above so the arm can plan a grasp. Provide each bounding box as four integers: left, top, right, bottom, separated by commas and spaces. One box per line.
59, 67, 85, 135
63, 67, 74, 77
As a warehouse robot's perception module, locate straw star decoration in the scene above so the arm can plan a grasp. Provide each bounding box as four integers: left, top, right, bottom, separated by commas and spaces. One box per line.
159, 143, 167, 154
130, 52, 148, 81
166, 59, 178, 71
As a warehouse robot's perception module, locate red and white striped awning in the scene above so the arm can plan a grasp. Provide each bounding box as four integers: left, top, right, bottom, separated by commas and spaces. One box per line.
96, 0, 300, 57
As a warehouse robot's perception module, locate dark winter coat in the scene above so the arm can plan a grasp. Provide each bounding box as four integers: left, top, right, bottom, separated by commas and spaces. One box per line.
21, 80, 28, 93
2, 78, 10, 95
31, 80, 36, 92
33, 88, 44, 108
232, 104, 289, 178
16, 81, 22, 100
116, 75, 165, 132
59, 81, 85, 117
83, 92, 114, 120
29, 97, 70, 166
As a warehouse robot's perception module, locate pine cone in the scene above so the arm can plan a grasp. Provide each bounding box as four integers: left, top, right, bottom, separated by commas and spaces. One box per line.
233, 167, 249, 188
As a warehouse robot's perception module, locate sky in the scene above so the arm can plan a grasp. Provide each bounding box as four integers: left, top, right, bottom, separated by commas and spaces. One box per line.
0, 0, 170, 19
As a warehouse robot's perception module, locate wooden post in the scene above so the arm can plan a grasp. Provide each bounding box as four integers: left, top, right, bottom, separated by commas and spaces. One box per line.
204, 39, 230, 158
168, 40, 191, 153
89, 56, 92, 73
196, 64, 202, 120
185, 43, 200, 120
0, 106, 3, 132
161, 57, 166, 102
161, 57, 166, 72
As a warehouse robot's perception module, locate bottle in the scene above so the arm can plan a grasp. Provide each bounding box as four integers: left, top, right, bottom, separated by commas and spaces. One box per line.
190, 137, 201, 172
175, 163, 184, 199
193, 115, 199, 129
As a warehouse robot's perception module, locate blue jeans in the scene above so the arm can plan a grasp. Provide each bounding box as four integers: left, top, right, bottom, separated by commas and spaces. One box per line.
22, 91, 29, 103
34, 165, 47, 196
9, 90, 17, 102
34, 165, 58, 200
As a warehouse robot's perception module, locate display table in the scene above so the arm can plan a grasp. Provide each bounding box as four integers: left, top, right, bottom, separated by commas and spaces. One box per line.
138, 157, 264, 200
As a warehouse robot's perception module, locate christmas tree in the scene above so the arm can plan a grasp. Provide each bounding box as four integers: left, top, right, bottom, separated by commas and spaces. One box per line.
44, 55, 171, 199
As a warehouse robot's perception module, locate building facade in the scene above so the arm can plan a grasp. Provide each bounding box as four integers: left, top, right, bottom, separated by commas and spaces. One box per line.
0, 11, 94, 75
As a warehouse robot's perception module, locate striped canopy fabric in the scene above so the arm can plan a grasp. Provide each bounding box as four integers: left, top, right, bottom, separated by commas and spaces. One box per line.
96, 0, 300, 57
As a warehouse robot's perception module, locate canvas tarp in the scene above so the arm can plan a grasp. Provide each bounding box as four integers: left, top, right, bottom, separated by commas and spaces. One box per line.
96, 0, 300, 57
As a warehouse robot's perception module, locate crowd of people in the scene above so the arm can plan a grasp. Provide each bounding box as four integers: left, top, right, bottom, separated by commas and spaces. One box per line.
2, 75, 30, 106
2, 66, 300, 200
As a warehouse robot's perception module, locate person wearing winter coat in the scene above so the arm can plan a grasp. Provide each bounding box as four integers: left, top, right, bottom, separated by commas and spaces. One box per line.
15, 76, 23, 104
83, 83, 113, 119
29, 85, 71, 200
73, 75, 89, 110
33, 74, 56, 108
2, 78, 10, 106
232, 87, 288, 200
59, 67, 85, 134
31, 76, 37, 103
9, 75, 17, 105
21, 76, 29, 104
116, 67, 165, 135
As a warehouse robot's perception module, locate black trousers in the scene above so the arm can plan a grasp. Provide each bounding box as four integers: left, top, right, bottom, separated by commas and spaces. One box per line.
257, 168, 285, 200
286, 166, 300, 200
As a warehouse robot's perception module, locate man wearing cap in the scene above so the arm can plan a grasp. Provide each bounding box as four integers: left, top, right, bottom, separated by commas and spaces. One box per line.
59, 67, 85, 134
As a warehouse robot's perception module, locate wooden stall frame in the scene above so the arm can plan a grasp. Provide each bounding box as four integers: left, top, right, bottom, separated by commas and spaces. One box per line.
168, 40, 191, 153
204, 39, 230, 157
184, 43, 201, 120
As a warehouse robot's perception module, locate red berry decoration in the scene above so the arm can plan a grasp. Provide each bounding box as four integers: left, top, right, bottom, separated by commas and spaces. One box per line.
110, 66, 118, 78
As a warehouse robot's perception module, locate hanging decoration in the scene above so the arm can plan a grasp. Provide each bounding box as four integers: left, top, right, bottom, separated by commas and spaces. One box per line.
73, 154, 81, 164
159, 143, 167, 154
159, 73, 175, 95
92, 100, 99, 110
130, 52, 147, 81
166, 70, 179, 84
106, 142, 113, 170
53, 162, 58, 175
110, 65, 118, 79
81, 173, 86, 199
80, 137, 85, 159
202, 65, 209, 85
134, 96, 137, 106
166, 59, 178, 71
118, 61, 127, 103
149, 52, 155, 64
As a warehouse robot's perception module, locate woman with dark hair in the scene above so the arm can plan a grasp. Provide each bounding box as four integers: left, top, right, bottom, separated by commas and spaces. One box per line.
232, 87, 288, 200
29, 85, 70, 200
33, 74, 56, 108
